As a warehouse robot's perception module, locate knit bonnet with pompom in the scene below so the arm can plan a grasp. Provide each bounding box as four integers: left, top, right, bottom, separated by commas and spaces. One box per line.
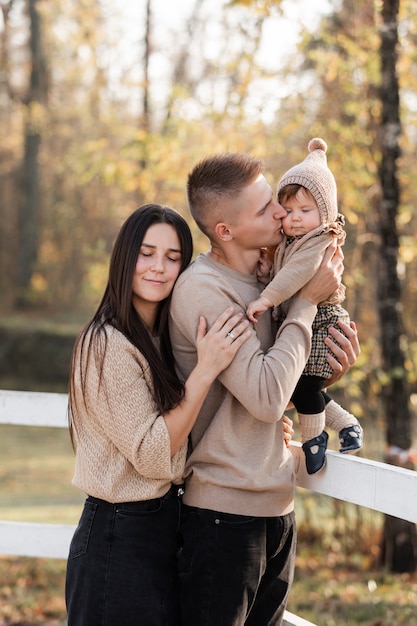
277, 138, 338, 225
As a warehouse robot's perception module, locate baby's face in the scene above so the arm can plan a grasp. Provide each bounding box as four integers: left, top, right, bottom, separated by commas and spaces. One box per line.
280, 188, 320, 237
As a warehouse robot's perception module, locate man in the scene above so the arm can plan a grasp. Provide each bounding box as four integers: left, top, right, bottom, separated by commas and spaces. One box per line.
169, 152, 359, 625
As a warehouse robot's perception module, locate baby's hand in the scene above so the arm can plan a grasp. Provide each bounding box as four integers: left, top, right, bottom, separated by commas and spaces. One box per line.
246, 295, 273, 323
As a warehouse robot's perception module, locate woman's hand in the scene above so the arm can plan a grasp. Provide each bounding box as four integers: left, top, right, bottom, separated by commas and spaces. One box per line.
195, 308, 251, 382
325, 320, 360, 386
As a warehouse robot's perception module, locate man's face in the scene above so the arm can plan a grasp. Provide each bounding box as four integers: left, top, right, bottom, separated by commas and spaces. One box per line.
225, 174, 287, 251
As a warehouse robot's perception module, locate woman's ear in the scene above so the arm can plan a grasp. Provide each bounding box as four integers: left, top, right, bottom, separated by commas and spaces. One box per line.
214, 222, 233, 242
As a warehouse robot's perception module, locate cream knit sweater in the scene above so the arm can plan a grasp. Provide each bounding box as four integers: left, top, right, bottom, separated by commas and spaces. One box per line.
169, 253, 317, 518
262, 224, 346, 311
70, 325, 187, 503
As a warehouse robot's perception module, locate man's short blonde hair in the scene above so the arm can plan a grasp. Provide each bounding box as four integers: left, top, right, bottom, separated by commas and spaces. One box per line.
187, 152, 264, 239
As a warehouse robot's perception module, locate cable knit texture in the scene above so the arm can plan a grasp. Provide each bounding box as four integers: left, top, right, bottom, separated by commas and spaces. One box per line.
70, 324, 187, 503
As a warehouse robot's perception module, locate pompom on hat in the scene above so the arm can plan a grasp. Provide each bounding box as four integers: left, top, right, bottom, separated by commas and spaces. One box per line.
278, 138, 338, 225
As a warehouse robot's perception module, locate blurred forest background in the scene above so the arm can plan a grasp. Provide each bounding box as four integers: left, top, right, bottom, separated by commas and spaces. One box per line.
1, 0, 417, 623
1, 0, 416, 448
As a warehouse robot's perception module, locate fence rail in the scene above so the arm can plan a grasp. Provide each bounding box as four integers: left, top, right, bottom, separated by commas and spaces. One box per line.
1, 389, 417, 626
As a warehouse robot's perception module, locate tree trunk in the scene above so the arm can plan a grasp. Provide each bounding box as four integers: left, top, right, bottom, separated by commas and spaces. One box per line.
142, 0, 151, 135
16, 0, 48, 307
377, 0, 417, 573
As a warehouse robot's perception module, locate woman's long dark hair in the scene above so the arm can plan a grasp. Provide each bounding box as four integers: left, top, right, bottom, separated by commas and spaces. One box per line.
69, 204, 193, 444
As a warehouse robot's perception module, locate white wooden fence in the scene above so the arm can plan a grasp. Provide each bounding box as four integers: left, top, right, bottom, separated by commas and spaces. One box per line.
1, 389, 417, 626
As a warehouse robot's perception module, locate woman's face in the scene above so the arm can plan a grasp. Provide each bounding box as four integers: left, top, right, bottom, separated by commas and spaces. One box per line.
132, 222, 183, 322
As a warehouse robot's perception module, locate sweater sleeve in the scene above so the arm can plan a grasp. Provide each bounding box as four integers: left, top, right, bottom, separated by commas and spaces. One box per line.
261, 235, 329, 307
79, 328, 177, 480
170, 261, 317, 423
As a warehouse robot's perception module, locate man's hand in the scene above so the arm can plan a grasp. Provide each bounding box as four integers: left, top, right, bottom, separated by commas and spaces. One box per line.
325, 320, 360, 386
298, 240, 343, 305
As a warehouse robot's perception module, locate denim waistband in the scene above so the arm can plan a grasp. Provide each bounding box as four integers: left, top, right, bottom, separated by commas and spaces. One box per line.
87, 483, 185, 509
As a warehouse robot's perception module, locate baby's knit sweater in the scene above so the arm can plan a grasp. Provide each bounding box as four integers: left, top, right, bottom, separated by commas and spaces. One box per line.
262, 225, 346, 311
70, 325, 187, 503
169, 253, 317, 518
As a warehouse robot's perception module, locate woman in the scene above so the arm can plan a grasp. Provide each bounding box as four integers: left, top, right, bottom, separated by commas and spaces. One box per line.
65, 204, 251, 626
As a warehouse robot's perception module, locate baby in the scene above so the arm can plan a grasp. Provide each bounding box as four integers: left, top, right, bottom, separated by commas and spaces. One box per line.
247, 138, 363, 474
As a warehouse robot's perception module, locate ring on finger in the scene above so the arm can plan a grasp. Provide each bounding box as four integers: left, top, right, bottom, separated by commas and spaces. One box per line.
227, 331, 236, 340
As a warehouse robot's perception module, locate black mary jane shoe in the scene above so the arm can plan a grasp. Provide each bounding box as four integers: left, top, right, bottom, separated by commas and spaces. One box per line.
302, 431, 329, 475
339, 424, 363, 453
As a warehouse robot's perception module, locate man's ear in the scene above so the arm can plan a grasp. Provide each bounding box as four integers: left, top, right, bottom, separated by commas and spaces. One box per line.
214, 222, 233, 242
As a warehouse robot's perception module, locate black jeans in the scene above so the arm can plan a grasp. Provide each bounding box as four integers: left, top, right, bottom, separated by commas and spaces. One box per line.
178, 505, 297, 626
66, 487, 182, 626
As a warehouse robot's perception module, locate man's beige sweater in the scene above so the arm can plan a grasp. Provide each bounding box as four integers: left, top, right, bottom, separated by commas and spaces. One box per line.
70, 325, 187, 503
169, 253, 317, 517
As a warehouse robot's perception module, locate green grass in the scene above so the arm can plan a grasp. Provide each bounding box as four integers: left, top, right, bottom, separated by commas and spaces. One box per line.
0, 424, 80, 624
0, 424, 84, 524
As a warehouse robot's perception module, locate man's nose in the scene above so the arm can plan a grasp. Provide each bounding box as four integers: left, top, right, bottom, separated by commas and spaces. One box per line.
272, 200, 287, 219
